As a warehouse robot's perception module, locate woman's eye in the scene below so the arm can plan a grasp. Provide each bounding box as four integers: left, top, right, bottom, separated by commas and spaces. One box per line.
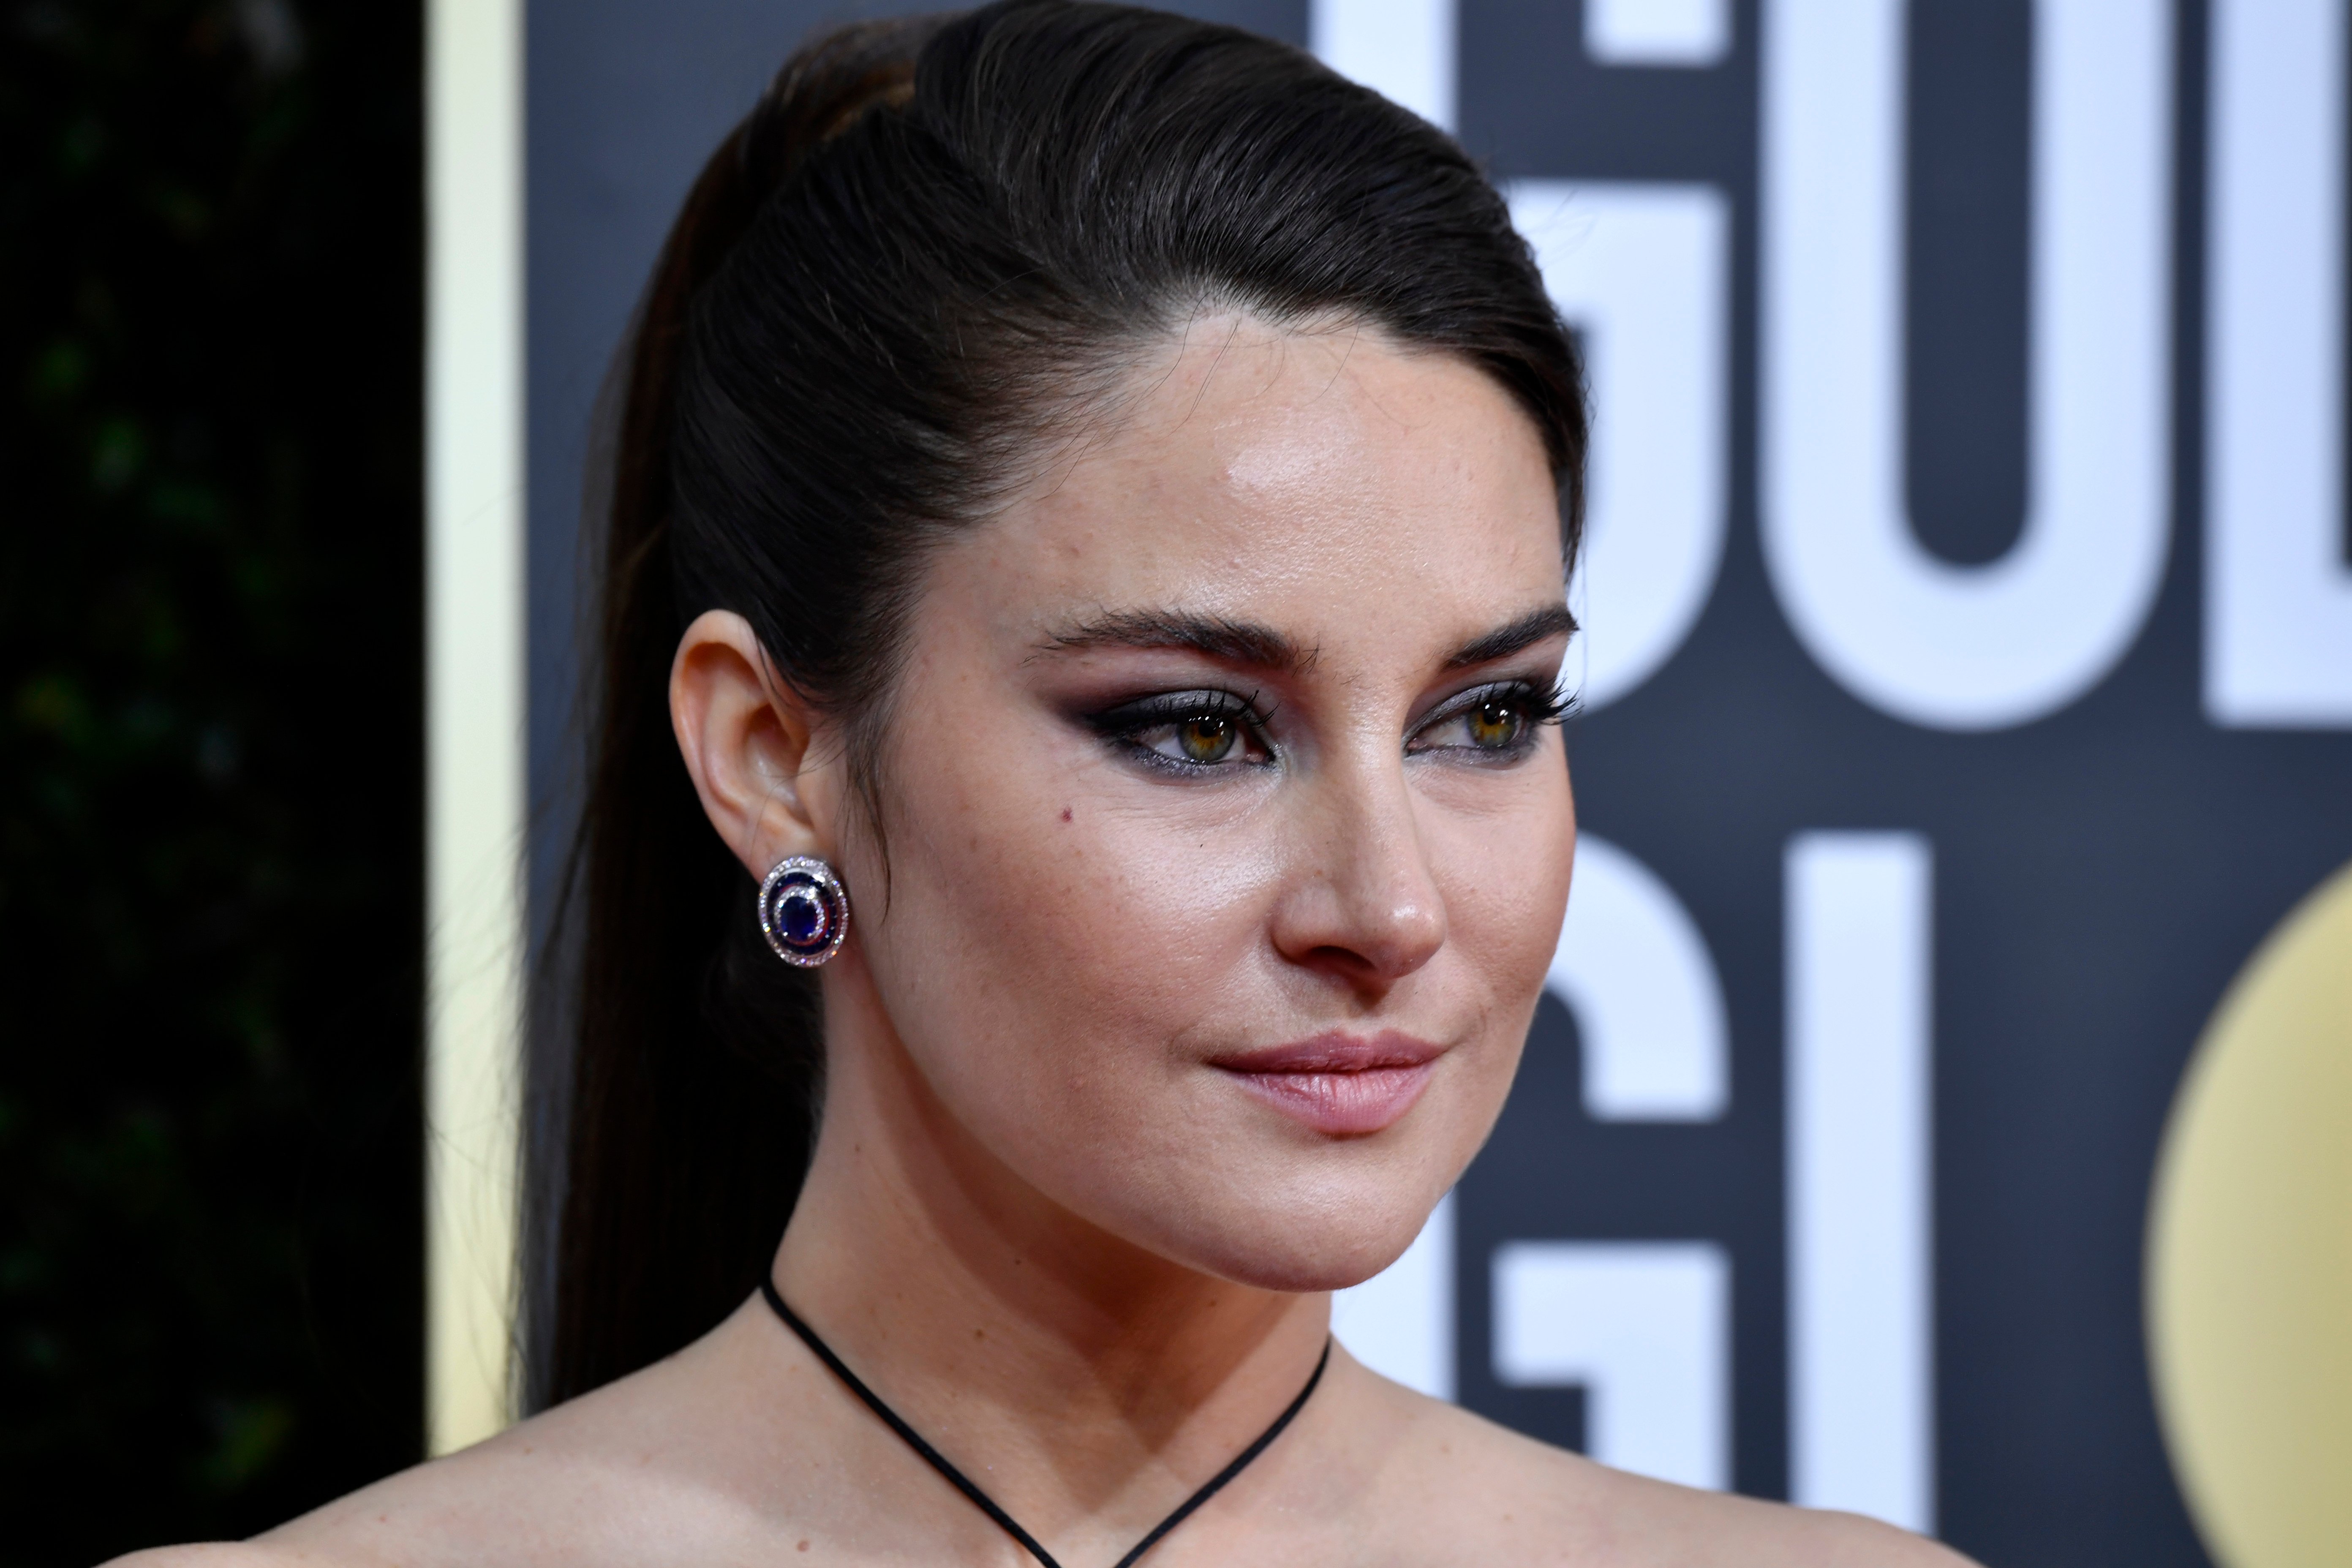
1411, 684, 1557, 758
1466, 697, 1524, 751
1090, 694, 1271, 770
1170, 714, 1239, 764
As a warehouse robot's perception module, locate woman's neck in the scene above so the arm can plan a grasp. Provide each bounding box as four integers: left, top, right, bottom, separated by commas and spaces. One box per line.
770, 988, 1332, 1538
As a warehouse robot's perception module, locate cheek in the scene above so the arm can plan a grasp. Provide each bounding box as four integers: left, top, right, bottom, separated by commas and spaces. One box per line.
1443, 808, 1576, 1004
861, 717, 1281, 1121
919, 817, 1269, 1034
1421, 770, 1579, 1104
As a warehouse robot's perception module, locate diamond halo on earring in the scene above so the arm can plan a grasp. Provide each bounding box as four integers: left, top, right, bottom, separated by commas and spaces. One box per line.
758, 855, 849, 967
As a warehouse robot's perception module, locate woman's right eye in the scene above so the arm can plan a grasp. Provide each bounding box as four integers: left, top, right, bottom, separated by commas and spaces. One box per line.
1155, 714, 1241, 764
1089, 695, 1272, 771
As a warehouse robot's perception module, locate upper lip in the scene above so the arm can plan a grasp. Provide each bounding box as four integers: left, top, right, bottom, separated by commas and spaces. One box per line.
1209, 1029, 1446, 1074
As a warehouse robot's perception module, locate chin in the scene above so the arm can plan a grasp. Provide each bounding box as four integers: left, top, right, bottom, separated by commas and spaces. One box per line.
1119, 1154, 1453, 1296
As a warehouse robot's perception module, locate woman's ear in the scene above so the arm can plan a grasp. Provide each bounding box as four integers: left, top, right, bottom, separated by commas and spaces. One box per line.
670, 609, 835, 879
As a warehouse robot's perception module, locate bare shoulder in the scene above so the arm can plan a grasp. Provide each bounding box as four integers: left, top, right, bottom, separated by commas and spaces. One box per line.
101, 1415, 652, 1568
260, 1371, 776, 1568
1328, 1366, 1976, 1568
104, 1549, 322, 1568
110, 1324, 787, 1568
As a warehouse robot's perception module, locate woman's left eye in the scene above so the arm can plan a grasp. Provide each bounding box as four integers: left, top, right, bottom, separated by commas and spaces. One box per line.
1465, 696, 1525, 750
1410, 684, 1556, 757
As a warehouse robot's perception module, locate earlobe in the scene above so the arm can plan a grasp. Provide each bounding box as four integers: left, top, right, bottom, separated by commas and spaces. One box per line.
669, 608, 827, 879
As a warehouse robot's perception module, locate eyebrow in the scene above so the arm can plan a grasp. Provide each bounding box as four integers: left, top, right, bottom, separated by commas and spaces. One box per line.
1034, 609, 1320, 674
1444, 604, 1579, 669
1033, 602, 1577, 675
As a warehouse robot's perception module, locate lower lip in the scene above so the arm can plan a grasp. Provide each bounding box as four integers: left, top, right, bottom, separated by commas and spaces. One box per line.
1220, 1063, 1436, 1137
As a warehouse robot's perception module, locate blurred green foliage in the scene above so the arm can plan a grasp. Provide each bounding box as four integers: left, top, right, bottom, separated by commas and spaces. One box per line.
0, 0, 423, 1558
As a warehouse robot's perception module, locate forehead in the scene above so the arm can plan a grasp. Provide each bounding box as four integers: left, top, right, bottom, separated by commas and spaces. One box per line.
950, 314, 1564, 646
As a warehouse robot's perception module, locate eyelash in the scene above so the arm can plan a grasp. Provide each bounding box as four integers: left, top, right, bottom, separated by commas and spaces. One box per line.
1084, 681, 1568, 774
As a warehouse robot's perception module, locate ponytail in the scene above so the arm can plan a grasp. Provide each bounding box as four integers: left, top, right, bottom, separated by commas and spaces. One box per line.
533, 19, 942, 1409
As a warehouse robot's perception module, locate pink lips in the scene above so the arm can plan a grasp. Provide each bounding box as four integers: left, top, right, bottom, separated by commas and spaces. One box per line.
1211, 1030, 1443, 1137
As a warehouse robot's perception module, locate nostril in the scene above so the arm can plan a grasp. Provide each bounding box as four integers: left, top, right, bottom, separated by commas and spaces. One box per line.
1292, 897, 1445, 986
1265, 782, 1448, 979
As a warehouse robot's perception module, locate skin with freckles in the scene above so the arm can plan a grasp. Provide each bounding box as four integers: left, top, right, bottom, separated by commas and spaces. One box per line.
114, 318, 1974, 1567
811, 320, 1576, 1305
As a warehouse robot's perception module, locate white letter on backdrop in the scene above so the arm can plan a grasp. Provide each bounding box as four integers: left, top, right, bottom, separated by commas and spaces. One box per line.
1761, 0, 2172, 730
1511, 184, 1730, 711
1585, 0, 1732, 66
1311, 0, 1455, 131
1785, 832, 1934, 1533
2205, 0, 2352, 726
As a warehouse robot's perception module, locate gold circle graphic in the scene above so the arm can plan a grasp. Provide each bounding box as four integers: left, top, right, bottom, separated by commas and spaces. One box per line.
2148, 856, 2352, 1568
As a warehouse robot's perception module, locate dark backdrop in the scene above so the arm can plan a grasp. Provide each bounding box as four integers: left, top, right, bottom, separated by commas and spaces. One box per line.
0, 2, 425, 1562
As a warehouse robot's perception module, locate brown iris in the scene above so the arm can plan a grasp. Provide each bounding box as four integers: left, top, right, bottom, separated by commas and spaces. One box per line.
1467, 697, 1523, 750
1176, 715, 1238, 763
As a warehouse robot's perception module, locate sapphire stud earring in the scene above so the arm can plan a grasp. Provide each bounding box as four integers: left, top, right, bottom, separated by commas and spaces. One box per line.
757, 855, 850, 967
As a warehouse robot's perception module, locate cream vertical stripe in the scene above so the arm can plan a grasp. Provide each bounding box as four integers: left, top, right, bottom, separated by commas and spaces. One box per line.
425, 0, 525, 1456
1786, 831, 1935, 1532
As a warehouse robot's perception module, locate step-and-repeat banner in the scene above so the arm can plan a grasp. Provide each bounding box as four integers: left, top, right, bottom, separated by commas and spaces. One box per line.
528, 4, 2352, 1563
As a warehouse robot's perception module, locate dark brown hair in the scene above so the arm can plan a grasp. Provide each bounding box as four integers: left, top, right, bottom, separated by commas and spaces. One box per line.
534, 0, 1585, 1409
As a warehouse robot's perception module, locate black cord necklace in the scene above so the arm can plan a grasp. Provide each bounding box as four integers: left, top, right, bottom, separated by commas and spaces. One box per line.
760, 1276, 1330, 1568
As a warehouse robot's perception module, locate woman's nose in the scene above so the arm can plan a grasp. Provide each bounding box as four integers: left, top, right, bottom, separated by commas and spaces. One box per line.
1267, 757, 1447, 992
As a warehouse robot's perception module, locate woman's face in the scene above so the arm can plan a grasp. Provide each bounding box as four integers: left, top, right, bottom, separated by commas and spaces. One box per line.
835, 316, 1575, 1291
